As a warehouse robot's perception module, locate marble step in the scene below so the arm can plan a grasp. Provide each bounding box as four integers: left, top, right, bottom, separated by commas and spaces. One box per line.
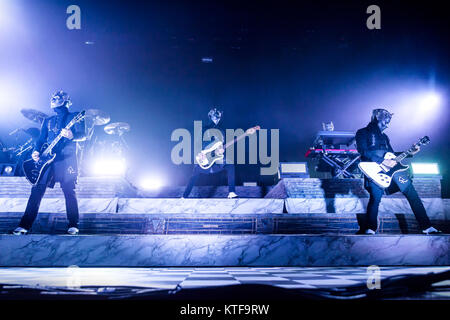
0, 234, 448, 267
0, 177, 135, 198
0, 177, 267, 198
266, 177, 442, 198
286, 198, 449, 219
1, 212, 448, 235
0, 177, 441, 199
1, 198, 448, 219
0, 198, 284, 214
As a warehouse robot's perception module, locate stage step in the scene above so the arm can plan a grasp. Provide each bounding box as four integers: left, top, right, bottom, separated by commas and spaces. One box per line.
0, 177, 268, 198
0, 177, 441, 199
1, 212, 448, 235
266, 177, 443, 198
0, 198, 285, 214
1, 197, 448, 217
0, 234, 448, 267
0, 177, 135, 198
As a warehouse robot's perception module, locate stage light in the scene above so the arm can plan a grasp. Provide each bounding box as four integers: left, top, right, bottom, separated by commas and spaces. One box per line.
0, 1, 24, 38
0, 164, 16, 176
91, 158, 127, 176
394, 90, 445, 132
139, 176, 164, 190
418, 92, 441, 112
411, 163, 440, 176
278, 162, 310, 178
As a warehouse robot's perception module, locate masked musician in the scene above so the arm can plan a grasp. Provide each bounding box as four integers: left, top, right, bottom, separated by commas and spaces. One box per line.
182, 107, 238, 199
355, 108, 440, 235
13, 91, 86, 235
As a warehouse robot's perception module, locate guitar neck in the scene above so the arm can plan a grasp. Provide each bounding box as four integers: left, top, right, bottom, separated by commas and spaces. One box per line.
223, 133, 249, 149
394, 143, 421, 162
42, 115, 81, 156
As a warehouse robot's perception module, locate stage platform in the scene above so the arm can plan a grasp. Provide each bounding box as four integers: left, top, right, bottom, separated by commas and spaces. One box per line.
1, 211, 449, 234
0, 234, 448, 267
0, 176, 444, 199
0, 177, 448, 268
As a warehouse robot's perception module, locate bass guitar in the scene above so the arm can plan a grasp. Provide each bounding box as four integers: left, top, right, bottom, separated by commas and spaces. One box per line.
23, 111, 86, 185
196, 126, 260, 169
358, 136, 430, 188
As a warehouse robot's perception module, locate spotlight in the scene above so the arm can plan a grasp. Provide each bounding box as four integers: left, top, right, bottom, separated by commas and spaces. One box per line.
139, 176, 164, 190
1, 164, 16, 176
411, 163, 440, 176
419, 92, 441, 110
91, 158, 127, 176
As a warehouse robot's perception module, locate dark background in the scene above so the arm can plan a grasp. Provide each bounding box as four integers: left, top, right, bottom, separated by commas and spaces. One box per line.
0, 0, 448, 195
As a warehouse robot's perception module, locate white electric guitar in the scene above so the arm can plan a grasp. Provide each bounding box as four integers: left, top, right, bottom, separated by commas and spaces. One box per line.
196, 126, 260, 169
358, 136, 430, 188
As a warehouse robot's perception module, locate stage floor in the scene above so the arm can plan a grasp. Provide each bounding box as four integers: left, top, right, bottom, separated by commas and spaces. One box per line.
0, 266, 449, 300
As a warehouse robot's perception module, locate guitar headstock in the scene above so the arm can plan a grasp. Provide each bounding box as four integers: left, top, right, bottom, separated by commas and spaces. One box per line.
246, 126, 261, 135
418, 136, 430, 146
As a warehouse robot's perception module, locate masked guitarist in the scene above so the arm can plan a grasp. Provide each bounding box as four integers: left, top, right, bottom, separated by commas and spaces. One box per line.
182, 107, 239, 199
13, 91, 86, 235
355, 108, 440, 235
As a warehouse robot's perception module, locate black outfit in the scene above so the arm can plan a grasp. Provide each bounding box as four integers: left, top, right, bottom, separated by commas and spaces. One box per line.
355, 121, 431, 231
183, 120, 236, 198
18, 107, 86, 230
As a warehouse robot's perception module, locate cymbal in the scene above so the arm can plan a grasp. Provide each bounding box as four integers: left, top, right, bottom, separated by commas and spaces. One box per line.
86, 109, 111, 126
104, 122, 131, 135
20, 109, 48, 124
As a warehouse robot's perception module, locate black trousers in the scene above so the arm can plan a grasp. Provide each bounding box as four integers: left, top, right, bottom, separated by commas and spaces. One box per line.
183, 164, 236, 198
19, 182, 79, 230
365, 179, 432, 231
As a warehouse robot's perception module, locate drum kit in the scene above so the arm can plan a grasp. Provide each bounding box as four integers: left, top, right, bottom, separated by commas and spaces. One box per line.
1, 107, 131, 176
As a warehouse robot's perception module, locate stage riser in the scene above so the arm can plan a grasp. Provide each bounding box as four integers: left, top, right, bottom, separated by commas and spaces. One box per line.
1, 198, 448, 218
0, 199, 285, 214
266, 178, 442, 198
0, 177, 441, 199
286, 198, 449, 219
0, 198, 118, 214
1, 213, 448, 234
0, 178, 268, 198
0, 235, 448, 267
117, 198, 284, 214
0, 177, 135, 198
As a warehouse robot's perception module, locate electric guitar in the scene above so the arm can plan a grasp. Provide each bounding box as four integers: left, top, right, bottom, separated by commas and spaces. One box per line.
358, 136, 430, 188
23, 111, 86, 185
196, 126, 260, 169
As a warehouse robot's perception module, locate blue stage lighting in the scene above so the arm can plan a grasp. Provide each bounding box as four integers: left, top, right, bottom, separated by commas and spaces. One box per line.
411, 163, 440, 176
419, 92, 441, 110
139, 176, 164, 190
91, 158, 127, 176
0, 164, 16, 176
